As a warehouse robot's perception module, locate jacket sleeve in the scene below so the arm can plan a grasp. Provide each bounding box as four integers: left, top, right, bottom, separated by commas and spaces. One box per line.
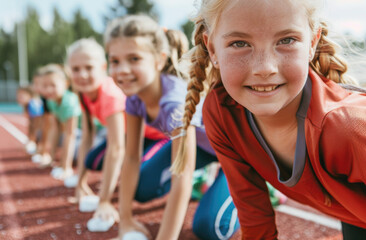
320, 105, 366, 185
203, 92, 278, 240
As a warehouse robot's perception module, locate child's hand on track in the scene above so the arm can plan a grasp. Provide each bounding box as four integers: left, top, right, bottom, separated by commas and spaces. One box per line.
119, 218, 151, 240
94, 201, 120, 222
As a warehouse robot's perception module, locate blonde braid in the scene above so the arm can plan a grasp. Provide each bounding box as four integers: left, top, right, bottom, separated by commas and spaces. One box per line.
310, 22, 354, 84
171, 20, 211, 174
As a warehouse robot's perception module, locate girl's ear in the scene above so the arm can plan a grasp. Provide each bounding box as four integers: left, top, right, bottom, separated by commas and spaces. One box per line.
203, 32, 219, 69
310, 27, 322, 61
156, 52, 168, 71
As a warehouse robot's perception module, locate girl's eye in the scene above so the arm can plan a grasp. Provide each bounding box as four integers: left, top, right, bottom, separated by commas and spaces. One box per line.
110, 59, 119, 65
130, 57, 140, 62
72, 67, 79, 73
278, 37, 295, 45
86, 66, 93, 71
231, 41, 249, 48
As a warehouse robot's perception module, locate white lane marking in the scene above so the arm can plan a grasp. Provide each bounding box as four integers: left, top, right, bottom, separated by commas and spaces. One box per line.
275, 205, 342, 230
0, 115, 25, 238
0, 115, 28, 144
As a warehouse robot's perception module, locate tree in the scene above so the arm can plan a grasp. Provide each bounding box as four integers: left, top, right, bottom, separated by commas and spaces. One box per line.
71, 9, 102, 43
105, 0, 159, 23
0, 29, 17, 80
180, 20, 195, 48
25, 6, 51, 77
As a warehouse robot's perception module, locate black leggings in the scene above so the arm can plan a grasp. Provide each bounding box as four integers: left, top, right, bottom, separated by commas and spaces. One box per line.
342, 222, 366, 240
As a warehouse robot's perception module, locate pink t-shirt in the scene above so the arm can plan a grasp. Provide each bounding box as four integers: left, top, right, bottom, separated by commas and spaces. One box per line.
81, 77, 125, 126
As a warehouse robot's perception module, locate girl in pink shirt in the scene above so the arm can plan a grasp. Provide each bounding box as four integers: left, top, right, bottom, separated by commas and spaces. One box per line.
66, 38, 167, 233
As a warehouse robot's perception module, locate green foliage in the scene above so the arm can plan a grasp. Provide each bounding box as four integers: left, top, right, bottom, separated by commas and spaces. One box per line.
71, 9, 102, 43
0, 1, 198, 83
181, 20, 195, 48
105, 0, 159, 23
0, 6, 103, 82
0, 29, 17, 80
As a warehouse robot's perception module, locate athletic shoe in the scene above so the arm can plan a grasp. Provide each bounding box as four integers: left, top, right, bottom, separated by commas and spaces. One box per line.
50, 167, 73, 180
79, 195, 100, 212
122, 231, 149, 240
86, 216, 114, 232
64, 174, 79, 188
25, 141, 37, 155
31, 154, 42, 163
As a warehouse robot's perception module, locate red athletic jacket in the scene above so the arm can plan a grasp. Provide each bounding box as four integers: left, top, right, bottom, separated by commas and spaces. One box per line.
203, 69, 366, 239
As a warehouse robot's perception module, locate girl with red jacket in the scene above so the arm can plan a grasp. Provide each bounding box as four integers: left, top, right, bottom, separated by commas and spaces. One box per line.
173, 0, 366, 239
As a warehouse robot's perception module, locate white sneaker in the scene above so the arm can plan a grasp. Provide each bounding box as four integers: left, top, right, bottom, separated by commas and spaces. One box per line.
64, 175, 79, 188
122, 231, 149, 240
51, 167, 73, 180
51, 167, 63, 178
38, 153, 52, 167
31, 154, 42, 163
25, 141, 37, 154
79, 195, 100, 212
86, 216, 114, 232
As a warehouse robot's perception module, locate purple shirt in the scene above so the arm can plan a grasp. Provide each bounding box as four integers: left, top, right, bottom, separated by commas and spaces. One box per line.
126, 74, 215, 155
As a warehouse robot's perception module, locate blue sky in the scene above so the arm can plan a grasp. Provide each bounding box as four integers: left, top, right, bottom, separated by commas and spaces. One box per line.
0, 0, 366, 39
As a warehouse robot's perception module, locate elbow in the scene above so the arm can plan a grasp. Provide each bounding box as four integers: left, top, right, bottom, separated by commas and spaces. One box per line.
108, 145, 125, 158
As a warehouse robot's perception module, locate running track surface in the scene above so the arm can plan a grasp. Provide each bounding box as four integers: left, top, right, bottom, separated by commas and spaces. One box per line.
0, 113, 342, 240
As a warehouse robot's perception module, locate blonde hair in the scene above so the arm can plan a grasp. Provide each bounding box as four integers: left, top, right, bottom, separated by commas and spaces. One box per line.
104, 14, 188, 78
172, 0, 356, 174
17, 86, 34, 97
37, 63, 68, 83
65, 38, 106, 65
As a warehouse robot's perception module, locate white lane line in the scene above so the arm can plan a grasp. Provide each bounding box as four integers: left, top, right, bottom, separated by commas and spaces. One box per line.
275, 205, 342, 230
0, 115, 28, 144
0, 115, 25, 239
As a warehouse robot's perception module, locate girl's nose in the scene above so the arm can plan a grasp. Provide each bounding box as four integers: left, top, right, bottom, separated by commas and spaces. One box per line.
252, 50, 278, 79
79, 69, 88, 79
116, 62, 130, 74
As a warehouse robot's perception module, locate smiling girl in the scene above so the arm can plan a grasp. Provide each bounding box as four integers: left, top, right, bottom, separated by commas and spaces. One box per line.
105, 15, 241, 240
66, 38, 167, 232
174, 0, 366, 239
38, 64, 81, 180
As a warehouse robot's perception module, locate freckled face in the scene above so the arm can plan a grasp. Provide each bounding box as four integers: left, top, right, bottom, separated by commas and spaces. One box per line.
108, 37, 162, 97
207, 0, 317, 117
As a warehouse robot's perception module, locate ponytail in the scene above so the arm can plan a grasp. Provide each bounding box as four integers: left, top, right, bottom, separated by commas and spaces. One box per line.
310, 22, 356, 85
162, 29, 189, 80
171, 19, 213, 174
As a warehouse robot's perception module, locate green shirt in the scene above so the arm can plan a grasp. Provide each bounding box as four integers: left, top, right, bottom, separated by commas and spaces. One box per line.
47, 90, 81, 123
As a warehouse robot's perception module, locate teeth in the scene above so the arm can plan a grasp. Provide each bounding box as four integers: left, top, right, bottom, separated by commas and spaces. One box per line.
251, 85, 277, 92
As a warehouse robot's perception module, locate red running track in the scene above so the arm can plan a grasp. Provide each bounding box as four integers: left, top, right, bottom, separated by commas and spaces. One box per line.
0, 113, 342, 240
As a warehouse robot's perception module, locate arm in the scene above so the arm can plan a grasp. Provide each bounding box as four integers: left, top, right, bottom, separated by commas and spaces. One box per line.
40, 113, 58, 156
321, 108, 366, 184
76, 111, 93, 178
94, 112, 125, 221
318, 107, 366, 223
156, 126, 197, 240
59, 116, 78, 171
27, 116, 37, 142
118, 114, 149, 235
